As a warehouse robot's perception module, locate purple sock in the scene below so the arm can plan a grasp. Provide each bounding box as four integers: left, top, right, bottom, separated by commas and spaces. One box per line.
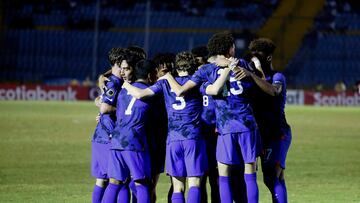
117, 184, 130, 203
129, 181, 137, 203
136, 184, 150, 203
187, 187, 201, 203
102, 183, 123, 203
219, 176, 232, 203
273, 178, 286, 203
92, 185, 106, 203
244, 173, 259, 203
171, 192, 185, 203
280, 179, 288, 203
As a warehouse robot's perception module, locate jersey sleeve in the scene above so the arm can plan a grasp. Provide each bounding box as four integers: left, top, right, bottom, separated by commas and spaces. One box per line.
99, 113, 115, 134
273, 72, 285, 86
101, 81, 119, 106
149, 80, 164, 95
199, 82, 210, 95
190, 66, 207, 84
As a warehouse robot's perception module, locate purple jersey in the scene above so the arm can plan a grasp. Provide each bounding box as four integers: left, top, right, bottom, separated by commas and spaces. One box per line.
91, 113, 116, 144
101, 74, 123, 107
192, 60, 257, 135
111, 82, 153, 151
201, 94, 216, 126
149, 76, 203, 143
250, 71, 290, 142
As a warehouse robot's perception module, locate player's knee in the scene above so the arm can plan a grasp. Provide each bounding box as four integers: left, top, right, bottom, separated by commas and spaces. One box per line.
244, 162, 256, 174
95, 178, 109, 187
109, 178, 122, 185
172, 177, 186, 193
134, 178, 150, 186
188, 177, 201, 188
217, 162, 231, 176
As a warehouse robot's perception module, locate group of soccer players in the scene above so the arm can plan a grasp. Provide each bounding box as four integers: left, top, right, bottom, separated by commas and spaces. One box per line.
90, 31, 292, 203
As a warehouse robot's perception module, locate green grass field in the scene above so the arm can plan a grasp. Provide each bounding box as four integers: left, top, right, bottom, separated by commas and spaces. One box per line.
0, 101, 359, 203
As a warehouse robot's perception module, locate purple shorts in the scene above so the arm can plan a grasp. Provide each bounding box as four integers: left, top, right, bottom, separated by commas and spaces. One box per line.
261, 128, 292, 169
166, 139, 208, 177
107, 150, 151, 182
91, 142, 110, 179
216, 130, 260, 165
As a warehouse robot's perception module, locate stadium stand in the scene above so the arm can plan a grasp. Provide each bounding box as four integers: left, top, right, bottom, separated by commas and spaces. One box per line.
285, 0, 360, 89
1, 0, 280, 83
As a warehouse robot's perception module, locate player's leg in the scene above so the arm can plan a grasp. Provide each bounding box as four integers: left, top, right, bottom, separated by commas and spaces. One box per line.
262, 128, 292, 203
102, 150, 128, 203
188, 177, 202, 203
118, 180, 132, 203
123, 151, 152, 203
217, 162, 233, 203
206, 130, 220, 203
166, 141, 186, 203
172, 176, 186, 203
238, 131, 260, 203
91, 142, 110, 203
150, 173, 160, 203
92, 178, 108, 203
184, 139, 208, 203
199, 174, 208, 203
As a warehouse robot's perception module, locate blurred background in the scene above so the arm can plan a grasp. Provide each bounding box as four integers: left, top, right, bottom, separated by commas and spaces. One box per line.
0, 0, 359, 103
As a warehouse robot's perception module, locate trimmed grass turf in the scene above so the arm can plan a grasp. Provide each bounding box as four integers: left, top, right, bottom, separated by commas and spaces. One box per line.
0, 101, 359, 202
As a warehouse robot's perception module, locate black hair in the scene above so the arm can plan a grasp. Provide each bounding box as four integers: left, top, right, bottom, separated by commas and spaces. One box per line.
191, 46, 209, 59
207, 31, 234, 56
128, 45, 147, 60
135, 59, 157, 80
249, 38, 276, 55
108, 47, 125, 66
152, 52, 176, 72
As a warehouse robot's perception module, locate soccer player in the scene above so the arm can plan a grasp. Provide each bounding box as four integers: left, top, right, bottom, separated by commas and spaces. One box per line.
163, 32, 260, 203
91, 48, 125, 203
241, 38, 292, 203
123, 51, 230, 203
102, 59, 157, 203
191, 45, 220, 203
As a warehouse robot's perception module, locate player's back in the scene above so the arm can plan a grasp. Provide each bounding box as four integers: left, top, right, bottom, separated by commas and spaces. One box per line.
194, 61, 256, 135
251, 71, 289, 141
150, 76, 203, 143
112, 82, 152, 151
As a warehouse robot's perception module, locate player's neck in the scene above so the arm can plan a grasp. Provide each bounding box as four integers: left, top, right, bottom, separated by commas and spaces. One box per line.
177, 71, 188, 76
135, 78, 149, 84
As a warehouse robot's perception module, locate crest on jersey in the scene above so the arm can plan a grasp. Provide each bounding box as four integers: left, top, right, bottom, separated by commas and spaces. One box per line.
106, 89, 115, 97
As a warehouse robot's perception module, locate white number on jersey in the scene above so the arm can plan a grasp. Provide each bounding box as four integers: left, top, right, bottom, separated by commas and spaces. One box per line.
203, 95, 209, 107
217, 69, 244, 96
125, 93, 136, 115
171, 89, 186, 110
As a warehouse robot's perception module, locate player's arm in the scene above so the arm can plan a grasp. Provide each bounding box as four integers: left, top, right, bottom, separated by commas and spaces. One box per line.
122, 81, 155, 99
100, 103, 116, 114
205, 67, 231, 95
160, 72, 197, 96
99, 114, 115, 134
239, 69, 280, 96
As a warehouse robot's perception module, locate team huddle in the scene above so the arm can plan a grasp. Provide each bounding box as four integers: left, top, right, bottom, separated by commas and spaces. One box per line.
90, 32, 292, 203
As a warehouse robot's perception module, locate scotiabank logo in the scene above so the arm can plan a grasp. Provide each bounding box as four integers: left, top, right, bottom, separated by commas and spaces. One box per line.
0, 85, 77, 100
313, 92, 360, 106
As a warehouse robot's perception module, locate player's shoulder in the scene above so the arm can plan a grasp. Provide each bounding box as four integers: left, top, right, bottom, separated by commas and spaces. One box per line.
272, 71, 286, 82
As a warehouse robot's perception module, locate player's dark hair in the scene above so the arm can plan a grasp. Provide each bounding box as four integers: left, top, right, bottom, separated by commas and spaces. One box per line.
191, 46, 209, 59
108, 47, 124, 66
152, 52, 176, 72
128, 45, 147, 60
207, 31, 234, 56
249, 38, 276, 55
175, 51, 197, 75
120, 48, 143, 68
135, 59, 157, 79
